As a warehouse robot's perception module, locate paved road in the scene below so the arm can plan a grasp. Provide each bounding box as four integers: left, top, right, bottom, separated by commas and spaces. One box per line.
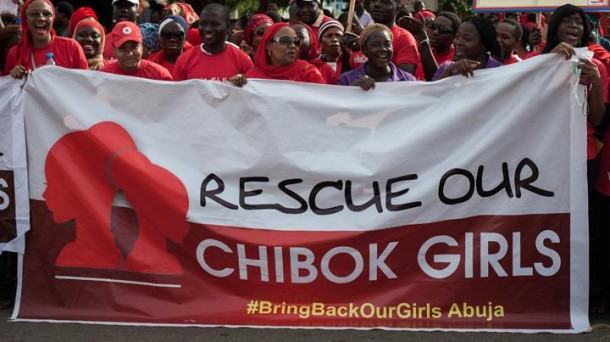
2, 306, 610, 341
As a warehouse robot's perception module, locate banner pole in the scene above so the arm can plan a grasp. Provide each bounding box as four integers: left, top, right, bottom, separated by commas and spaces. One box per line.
345, 0, 356, 33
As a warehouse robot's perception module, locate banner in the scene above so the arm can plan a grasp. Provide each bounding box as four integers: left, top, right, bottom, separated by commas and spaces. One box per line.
0, 77, 29, 255
13, 55, 588, 332
473, 0, 610, 12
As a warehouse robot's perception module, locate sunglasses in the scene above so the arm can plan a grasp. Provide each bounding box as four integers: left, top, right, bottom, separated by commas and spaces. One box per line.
427, 22, 454, 35
271, 36, 301, 46
160, 31, 185, 40
254, 28, 267, 37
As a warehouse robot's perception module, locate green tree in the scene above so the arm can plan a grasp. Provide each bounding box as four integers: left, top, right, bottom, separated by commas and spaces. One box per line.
438, 0, 472, 18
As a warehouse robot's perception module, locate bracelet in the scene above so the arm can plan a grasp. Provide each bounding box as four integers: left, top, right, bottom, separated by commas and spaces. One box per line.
419, 38, 430, 46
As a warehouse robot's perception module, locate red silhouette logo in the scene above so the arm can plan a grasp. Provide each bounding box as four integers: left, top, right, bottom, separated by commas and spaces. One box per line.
44, 122, 189, 276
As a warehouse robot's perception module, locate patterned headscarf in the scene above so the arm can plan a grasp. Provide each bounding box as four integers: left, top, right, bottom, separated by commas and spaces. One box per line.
244, 14, 273, 46
139, 22, 160, 53
175, 2, 199, 25
359, 23, 392, 48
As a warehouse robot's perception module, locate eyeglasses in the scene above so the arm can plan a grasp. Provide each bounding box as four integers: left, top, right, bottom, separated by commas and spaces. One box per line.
26, 11, 53, 19
427, 22, 454, 34
160, 31, 185, 40
271, 36, 301, 46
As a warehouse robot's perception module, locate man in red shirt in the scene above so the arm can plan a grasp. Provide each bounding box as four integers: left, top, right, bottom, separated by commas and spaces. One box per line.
295, 0, 333, 39
368, 0, 419, 76
100, 21, 172, 81
172, 3, 252, 83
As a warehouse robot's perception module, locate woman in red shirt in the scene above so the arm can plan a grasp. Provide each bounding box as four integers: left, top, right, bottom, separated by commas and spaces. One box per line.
246, 22, 325, 84
147, 15, 192, 75
72, 19, 106, 71
4, 0, 87, 78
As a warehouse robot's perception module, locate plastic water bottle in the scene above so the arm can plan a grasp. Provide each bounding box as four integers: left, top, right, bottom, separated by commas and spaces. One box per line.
46, 52, 56, 66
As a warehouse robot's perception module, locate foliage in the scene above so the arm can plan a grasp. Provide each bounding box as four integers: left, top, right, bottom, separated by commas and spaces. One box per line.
225, 0, 291, 14
438, 0, 472, 19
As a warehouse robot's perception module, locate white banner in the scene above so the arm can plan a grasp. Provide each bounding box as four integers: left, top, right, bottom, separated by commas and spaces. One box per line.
14, 55, 589, 331
0, 76, 29, 255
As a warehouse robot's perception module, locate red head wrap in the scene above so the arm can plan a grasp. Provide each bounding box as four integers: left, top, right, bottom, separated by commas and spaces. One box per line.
69, 7, 99, 37
244, 14, 274, 46
251, 22, 317, 80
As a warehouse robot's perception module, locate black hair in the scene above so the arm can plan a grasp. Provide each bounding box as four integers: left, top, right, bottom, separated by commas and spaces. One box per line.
55, 1, 74, 17
237, 13, 251, 30
498, 18, 523, 41
462, 16, 503, 60
437, 11, 461, 34
520, 24, 530, 50
200, 3, 229, 22
542, 4, 589, 54
395, 8, 410, 22
0, 12, 17, 25
322, 8, 334, 19
265, 10, 282, 23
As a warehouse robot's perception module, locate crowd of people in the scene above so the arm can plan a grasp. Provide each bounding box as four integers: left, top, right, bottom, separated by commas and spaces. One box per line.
0, 0, 609, 318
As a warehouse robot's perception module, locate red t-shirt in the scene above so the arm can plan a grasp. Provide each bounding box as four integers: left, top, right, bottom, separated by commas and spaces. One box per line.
415, 45, 455, 80
4, 36, 88, 74
100, 59, 173, 81
147, 42, 193, 75
187, 28, 203, 46
349, 50, 367, 70
390, 25, 420, 68
172, 43, 253, 81
501, 54, 522, 65
103, 30, 117, 60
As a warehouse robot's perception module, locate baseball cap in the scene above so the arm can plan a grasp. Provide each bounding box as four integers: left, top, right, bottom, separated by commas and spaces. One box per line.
112, 22, 142, 47
112, 0, 139, 5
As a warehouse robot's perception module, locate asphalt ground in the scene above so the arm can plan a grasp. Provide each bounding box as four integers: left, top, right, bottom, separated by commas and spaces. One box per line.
2, 305, 610, 342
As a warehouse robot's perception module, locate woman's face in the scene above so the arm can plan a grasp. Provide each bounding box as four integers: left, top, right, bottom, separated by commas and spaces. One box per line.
557, 13, 584, 47
363, 30, 392, 68
320, 27, 343, 57
495, 22, 517, 54
252, 22, 272, 51
159, 21, 186, 58
76, 26, 103, 59
453, 21, 486, 61
267, 26, 300, 66
25, 0, 54, 43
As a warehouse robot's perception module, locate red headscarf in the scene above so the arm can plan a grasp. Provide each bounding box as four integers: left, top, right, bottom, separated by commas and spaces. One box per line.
69, 7, 99, 37
248, 22, 323, 82
244, 14, 273, 46
14, 0, 56, 68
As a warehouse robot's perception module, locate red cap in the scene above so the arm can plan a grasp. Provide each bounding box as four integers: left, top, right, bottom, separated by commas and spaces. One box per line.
112, 22, 142, 47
